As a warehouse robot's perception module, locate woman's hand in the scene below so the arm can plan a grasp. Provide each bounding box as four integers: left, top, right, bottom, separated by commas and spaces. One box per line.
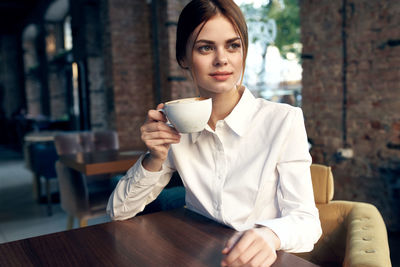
140, 103, 181, 171
221, 227, 281, 267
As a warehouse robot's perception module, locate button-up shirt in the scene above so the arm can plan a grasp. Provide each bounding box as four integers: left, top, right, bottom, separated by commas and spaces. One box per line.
107, 87, 322, 252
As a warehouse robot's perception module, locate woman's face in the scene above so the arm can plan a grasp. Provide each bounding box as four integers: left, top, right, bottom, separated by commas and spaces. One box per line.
184, 14, 244, 97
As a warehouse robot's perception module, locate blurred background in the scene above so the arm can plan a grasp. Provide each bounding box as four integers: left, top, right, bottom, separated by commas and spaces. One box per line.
0, 0, 399, 264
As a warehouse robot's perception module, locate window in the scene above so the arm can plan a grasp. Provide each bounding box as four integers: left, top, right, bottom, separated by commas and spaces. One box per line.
237, 0, 301, 106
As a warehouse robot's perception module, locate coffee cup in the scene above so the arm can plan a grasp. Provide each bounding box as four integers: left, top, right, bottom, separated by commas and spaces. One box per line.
161, 97, 212, 133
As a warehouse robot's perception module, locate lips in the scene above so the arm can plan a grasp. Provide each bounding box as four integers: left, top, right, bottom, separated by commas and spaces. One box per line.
209, 71, 233, 81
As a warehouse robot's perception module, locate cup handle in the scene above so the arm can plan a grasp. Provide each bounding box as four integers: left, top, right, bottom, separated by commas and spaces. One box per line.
157, 109, 174, 128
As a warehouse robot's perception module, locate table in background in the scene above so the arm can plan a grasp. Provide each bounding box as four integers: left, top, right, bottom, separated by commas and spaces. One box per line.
59, 150, 145, 176
0, 208, 319, 267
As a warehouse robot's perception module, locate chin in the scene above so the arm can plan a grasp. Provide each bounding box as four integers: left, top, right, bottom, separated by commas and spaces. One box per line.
201, 82, 237, 94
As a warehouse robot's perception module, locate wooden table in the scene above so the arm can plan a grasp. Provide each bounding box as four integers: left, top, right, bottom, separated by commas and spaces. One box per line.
0, 208, 319, 267
24, 131, 66, 143
59, 150, 145, 175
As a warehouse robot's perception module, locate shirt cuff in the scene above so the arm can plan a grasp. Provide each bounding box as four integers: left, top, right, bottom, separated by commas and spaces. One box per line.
255, 217, 290, 251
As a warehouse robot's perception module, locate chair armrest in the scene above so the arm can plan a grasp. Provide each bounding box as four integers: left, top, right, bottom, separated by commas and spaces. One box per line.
297, 201, 354, 264
344, 201, 391, 267
296, 201, 391, 267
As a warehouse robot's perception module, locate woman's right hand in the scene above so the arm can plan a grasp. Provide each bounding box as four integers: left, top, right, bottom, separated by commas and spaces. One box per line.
140, 103, 181, 171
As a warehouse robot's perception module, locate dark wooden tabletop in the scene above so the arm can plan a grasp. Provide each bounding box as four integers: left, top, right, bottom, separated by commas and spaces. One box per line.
59, 149, 144, 175
0, 208, 319, 267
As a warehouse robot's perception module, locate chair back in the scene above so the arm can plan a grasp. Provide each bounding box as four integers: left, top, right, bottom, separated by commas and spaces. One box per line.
54, 130, 119, 155
30, 143, 58, 179
93, 131, 119, 151
55, 161, 89, 217
54, 130, 118, 224
310, 164, 334, 204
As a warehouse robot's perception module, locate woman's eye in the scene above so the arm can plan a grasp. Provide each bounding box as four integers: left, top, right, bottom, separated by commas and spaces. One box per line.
228, 42, 241, 50
198, 45, 213, 53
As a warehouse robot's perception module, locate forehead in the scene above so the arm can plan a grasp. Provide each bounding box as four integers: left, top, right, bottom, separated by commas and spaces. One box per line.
194, 14, 239, 41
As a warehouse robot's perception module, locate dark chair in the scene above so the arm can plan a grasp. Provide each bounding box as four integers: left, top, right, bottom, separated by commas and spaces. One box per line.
55, 161, 113, 228
30, 143, 59, 216
138, 171, 185, 216
54, 130, 118, 229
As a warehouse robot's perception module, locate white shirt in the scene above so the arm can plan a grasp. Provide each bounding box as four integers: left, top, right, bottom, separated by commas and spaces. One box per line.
107, 87, 322, 252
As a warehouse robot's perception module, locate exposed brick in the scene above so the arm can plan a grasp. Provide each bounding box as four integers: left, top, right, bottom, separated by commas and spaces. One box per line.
301, 0, 400, 230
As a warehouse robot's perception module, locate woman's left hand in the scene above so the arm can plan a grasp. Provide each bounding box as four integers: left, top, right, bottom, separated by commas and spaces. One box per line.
221, 227, 281, 267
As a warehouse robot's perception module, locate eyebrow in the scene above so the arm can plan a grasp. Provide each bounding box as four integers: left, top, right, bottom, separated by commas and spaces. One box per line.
195, 37, 241, 45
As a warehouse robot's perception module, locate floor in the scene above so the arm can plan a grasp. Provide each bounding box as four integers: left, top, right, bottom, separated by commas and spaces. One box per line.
0, 145, 110, 244
0, 145, 399, 266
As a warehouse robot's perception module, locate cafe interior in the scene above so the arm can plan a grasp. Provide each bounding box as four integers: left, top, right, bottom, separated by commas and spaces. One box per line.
0, 0, 399, 266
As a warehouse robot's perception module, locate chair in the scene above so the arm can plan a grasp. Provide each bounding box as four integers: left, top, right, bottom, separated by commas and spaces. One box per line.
30, 143, 59, 216
54, 131, 119, 154
295, 164, 392, 267
54, 130, 118, 229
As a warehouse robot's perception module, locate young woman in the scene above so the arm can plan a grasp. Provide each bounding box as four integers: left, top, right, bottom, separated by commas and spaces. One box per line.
107, 0, 322, 266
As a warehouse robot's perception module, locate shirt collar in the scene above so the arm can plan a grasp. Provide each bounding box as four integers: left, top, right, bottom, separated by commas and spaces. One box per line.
224, 87, 256, 136
190, 87, 256, 143
189, 131, 202, 144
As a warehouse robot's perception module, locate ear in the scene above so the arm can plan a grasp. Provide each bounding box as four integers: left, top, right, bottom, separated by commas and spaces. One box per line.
179, 58, 190, 70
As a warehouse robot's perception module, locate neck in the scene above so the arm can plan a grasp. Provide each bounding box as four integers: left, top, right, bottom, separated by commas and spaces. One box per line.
206, 86, 244, 130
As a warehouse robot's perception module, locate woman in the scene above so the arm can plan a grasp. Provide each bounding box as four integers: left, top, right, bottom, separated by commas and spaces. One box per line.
107, 0, 322, 266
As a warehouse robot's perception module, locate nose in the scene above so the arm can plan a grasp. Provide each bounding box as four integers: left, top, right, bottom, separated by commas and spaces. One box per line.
213, 48, 228, 66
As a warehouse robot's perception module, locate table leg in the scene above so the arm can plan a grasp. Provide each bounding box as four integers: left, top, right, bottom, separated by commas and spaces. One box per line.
67, 216, 74, 230
32, 172, 41, 202
46, 179, 52, 216
79, 219, 88, 228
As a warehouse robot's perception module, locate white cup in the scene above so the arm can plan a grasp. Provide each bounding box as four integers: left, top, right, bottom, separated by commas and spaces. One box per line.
162, 97, 212, 133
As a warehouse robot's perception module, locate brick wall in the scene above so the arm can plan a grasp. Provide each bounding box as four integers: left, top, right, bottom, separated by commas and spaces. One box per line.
25, 75, 42, 116
301, 0, 400, 230
22, 32, 42, 117
85, 1, 110, 131
47, 67, 68, 120
166, 0, 196, 100
104, 0, 155, 150
70, 0, 109, 130
23, 22, 67, 121
101, 0, 194, 150
150, 0, 193, 103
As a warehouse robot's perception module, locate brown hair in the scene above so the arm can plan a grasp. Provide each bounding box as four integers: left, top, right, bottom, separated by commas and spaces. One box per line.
176, 0, 248, 78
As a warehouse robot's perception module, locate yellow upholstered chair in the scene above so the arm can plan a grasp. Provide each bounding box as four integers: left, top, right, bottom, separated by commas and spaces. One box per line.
295, 164, 392, 267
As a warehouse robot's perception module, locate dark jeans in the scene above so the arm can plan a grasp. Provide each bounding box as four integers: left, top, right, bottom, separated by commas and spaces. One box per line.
140, 186, 186, 215
111, 174, 186, 216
